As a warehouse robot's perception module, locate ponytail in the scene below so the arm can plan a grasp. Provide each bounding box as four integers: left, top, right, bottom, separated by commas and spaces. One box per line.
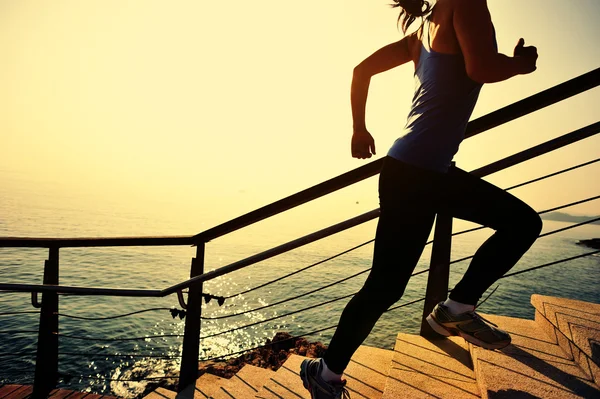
390, 0, 433, 33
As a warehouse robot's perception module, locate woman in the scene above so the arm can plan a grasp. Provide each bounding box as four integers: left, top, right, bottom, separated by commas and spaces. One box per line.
300, 0, 541, 398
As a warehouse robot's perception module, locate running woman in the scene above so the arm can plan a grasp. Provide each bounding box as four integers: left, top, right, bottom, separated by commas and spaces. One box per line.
300, 1, 540, 398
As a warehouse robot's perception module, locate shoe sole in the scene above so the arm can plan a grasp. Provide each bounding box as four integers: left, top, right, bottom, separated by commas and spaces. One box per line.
299, 359, 313, 396
426, 314, 511, 350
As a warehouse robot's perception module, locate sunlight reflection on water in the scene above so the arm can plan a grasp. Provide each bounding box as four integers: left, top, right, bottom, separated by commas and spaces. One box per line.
106, 277, 286, 398
0, 213, 599, 397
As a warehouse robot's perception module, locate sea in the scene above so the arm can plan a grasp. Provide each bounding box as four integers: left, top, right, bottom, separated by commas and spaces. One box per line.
1, 177, 599, 398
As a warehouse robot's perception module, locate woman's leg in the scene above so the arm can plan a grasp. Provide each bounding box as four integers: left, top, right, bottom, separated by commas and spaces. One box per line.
323, 158, 437, 373
440, 166, 543, 305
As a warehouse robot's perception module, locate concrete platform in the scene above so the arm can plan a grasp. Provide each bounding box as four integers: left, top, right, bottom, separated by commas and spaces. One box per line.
383, 334, 480, 399
470, 314, 599, 399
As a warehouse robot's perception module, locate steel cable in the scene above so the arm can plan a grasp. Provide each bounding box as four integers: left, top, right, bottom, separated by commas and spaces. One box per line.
203, 203, 599, 322
58, 373, 179, 382
202, 268, 372, 320
0, 352, 36, 357
220, 186, 598, 304
57, 333, 183, 342
198, 249, 599, 362
52, 245, 599, 344
222, 240, 374, 300
38, 248, 598, 365
501, 250, 600, 279
197, 244, 600, 340
39, 200, 600, 344
200, 293, 357, 339
445, 216, 600, 267
503, 157, 600, 191
57, 307, 174, 321
0, 311, 39, 316
58, 352, 182, 359
200, 296, 427, 362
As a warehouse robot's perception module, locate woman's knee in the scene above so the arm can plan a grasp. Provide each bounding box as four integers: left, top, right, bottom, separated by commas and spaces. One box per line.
531, 212, 543, 237
512, 207, 542, 243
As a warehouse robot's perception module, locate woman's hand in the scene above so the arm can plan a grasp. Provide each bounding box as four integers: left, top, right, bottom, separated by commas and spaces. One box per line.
513, 38, 538, 75
351, 129, 376, 159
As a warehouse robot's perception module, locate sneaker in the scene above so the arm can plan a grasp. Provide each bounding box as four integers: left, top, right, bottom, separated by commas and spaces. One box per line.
300, 358, 350, 399
426, 302, 511, 350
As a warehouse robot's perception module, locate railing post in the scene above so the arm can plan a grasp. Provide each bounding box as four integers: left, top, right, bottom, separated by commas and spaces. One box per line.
420, 209, 454, 337
32, 246, 59, 399
178, 243, 205, 392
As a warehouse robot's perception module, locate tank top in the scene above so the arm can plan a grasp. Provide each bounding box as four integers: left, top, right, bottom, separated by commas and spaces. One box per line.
387, 17, 485, 173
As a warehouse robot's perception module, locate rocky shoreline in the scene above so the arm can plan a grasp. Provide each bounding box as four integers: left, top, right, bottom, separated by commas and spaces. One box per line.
576, 238, 600, 250
196, 332, 326, 378
139, 332, 325, 397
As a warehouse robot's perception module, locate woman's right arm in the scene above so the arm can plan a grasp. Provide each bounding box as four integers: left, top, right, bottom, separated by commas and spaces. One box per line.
454, 0, 538, 84
351, 36, 416, 159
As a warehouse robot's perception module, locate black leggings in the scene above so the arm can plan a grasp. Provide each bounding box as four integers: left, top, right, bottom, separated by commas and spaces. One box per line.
323, 157, 542, 373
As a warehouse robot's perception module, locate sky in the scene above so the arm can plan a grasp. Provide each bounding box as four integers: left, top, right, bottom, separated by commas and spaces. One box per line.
1, 0, 599, 238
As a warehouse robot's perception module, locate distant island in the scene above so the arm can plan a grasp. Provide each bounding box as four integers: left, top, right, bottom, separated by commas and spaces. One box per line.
541, 212, 600, 225
541, 212, 600, 249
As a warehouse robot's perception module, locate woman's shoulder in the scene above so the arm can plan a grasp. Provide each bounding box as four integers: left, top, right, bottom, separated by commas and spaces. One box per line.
406, 30, 424, 63
428, 0, 464, 55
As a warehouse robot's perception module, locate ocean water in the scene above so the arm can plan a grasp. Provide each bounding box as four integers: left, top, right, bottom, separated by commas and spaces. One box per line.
0, 178, 599, 397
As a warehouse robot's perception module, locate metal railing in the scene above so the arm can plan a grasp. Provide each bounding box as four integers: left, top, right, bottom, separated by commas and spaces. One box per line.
0, 67, 598, 398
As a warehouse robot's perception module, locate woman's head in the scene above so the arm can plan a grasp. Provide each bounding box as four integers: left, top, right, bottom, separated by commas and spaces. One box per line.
391, 0, 433, 33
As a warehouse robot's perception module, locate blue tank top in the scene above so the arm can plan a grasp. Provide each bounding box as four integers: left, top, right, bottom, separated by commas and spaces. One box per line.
387, 18, 484, 173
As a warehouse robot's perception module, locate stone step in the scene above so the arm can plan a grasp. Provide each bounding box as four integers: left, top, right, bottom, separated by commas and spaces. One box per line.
144, 366, 277, 399
382, 333, 480, 399
194, 373, 229, 398
210, 365, 276, 399
0, 385, 119, 399
532, 294, 600, 385
470, 313, 600, 398
142, 387, 178, 399
255, 345, 394, 399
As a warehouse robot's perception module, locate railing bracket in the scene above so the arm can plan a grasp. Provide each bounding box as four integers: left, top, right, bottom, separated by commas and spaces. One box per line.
175, 289, 226, 309
203, 293, 226, 306
170, 307, 187, 320
31, 292, 42, 308
176, 290, 187, 309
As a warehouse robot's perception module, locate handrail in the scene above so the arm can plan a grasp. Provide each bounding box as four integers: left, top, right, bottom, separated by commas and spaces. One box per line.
0, 236, 194, 249
18, 237, 594, 372
464, 67, 599, 138
1, 69, 598, 397
471, 122, 600, 177
0, 210, 381, 297
191, 67, 600, 244
0, 68, 597, 249
1, 119, 598, 297
0, 285, 162, 297
175, 122, 599, 291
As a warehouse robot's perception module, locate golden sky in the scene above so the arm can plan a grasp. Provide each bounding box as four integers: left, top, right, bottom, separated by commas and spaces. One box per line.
1, 0, 599, 236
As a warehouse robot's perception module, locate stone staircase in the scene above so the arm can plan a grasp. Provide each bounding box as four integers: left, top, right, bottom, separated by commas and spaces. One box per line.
143, 294, 600, 398
0, 385, 118, 399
